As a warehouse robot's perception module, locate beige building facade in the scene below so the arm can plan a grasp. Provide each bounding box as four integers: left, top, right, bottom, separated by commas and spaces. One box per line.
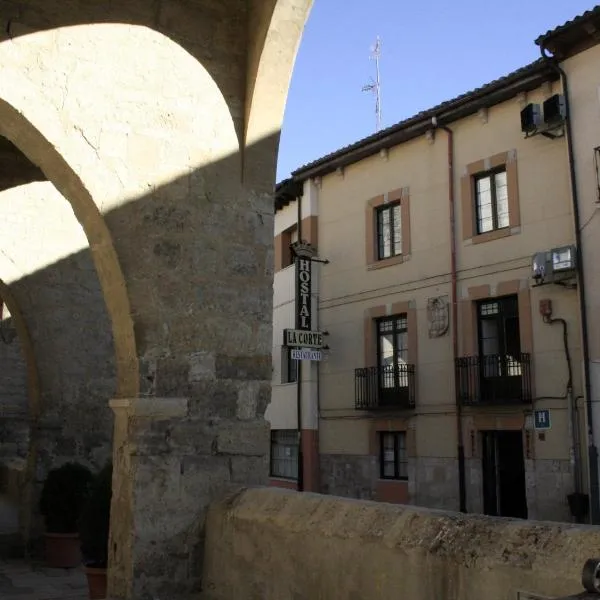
269, 8, 600, 524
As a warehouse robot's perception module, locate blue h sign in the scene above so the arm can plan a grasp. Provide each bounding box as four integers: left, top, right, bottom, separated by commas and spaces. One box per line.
534, 409, 551, 430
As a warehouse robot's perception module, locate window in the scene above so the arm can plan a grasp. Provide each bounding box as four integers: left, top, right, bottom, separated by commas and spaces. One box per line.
270, 430, 299, 480
376, 202, 402, 260
377, 314, 409, 388
475, 169, 509, 234
379, 431, 408, 480
478, 295, 521, 377
283, 348, 298, 383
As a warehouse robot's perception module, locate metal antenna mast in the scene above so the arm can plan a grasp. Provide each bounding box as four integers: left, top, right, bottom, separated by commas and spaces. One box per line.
362, 36, 382, 132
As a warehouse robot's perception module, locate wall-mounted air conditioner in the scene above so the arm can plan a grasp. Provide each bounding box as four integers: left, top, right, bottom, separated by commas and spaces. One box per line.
543, 94, 566, 125
520, 103, 542, 135
532, 244, 577, 287
521, 94, 566, 139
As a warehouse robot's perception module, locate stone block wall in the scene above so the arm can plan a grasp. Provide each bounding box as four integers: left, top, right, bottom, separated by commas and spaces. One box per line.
319, 454, 377, 500
203, 487, 597, 600
320, 454, 459, 511
0, 161, 116, 537
0, 328, 28, 460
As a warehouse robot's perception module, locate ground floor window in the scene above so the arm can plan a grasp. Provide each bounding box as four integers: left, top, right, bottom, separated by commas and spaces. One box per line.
379, 431, 408, 480
270, 429, 299, 480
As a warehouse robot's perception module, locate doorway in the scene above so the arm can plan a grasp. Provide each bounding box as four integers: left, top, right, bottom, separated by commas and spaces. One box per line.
481, 430, 527, 519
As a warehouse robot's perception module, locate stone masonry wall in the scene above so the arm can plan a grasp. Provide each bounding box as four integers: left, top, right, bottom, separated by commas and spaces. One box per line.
414, 456, 460, 511
0, 175, 116, 536
203, 487, 597, 600
0, 322, 28, 461
320, 454, 378, 500
320, 454, 459, 511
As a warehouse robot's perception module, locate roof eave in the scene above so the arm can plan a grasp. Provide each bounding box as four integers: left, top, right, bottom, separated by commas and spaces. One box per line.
535, 10, 600, 59
292, 65, 557, 182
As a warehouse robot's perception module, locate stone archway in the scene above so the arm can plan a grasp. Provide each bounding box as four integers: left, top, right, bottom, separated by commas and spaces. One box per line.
0, 2, 314, 596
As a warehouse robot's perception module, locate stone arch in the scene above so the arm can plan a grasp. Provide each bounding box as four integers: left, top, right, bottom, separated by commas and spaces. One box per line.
244, 0, 314, 181
0, 97, 138, 399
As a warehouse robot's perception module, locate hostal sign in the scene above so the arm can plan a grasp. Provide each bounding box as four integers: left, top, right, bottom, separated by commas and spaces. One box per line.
295, 246, 312, 331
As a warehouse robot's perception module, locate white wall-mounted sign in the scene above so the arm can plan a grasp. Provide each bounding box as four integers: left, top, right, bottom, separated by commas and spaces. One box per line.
291, 348, 322, 361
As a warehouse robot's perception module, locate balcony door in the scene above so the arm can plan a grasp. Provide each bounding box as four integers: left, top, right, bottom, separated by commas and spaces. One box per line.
477, 296, 522, 402
377, 315, 409, 406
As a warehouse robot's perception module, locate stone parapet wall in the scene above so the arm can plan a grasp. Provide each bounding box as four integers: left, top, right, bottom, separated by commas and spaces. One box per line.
203, 487, 597, 600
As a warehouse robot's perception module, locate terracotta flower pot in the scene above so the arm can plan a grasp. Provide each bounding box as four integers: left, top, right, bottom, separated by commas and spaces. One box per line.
85, 566, 107, 599
44, 532, 81, 568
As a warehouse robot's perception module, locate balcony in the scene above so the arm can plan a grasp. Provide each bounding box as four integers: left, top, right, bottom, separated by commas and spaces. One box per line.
455, 353, 532, 405
355, 364, 416, 410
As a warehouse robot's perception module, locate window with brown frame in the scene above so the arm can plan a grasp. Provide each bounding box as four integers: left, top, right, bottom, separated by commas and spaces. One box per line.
474, 168, 509, 235
365, 188, 410, 268
379, 431, 408, 480
376, 202, 402, 260
461, 150, 520, 244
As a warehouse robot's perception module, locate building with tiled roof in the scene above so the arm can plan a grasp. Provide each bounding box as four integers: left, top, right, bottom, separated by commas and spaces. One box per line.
269, 5, 600, 526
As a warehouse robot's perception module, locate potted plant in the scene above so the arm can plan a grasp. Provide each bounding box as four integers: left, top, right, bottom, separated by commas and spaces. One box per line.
39, 462, 94, 568
79, 462, 112, 599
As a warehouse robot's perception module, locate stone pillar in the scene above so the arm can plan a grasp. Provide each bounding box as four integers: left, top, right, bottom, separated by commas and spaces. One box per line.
108, 390, 270, 599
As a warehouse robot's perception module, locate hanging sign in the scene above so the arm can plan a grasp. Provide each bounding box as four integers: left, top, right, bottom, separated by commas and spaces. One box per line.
296, 252, 312, 331
283, 329, 324, 349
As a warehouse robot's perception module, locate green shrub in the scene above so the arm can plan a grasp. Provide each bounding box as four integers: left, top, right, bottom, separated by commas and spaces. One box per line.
39, 462, 94, 534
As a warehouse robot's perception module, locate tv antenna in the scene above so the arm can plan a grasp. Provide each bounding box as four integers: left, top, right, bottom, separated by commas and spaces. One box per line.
362, 36, 382, 132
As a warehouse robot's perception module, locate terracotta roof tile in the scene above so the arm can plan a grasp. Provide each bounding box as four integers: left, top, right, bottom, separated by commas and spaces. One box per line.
535, 5, 600, 45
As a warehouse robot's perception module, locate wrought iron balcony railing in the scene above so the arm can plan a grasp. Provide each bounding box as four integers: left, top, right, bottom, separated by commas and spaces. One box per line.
455, 353, 532, 405
355, 363, 416, 410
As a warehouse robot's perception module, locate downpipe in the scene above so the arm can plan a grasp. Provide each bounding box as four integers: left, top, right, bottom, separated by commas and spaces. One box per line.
433, 118, 467, 513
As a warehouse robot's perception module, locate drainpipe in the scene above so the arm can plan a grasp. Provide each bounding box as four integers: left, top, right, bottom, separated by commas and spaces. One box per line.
433, 118, 467, 513
542, 314, 583, 501
539, 44, 600, 524
296, 193, 304, 492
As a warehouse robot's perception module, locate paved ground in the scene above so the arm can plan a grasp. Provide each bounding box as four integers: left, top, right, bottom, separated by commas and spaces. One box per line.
0, 560, 88, 599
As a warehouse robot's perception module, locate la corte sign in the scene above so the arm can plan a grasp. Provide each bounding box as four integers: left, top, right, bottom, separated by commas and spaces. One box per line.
283, 328, 323, 349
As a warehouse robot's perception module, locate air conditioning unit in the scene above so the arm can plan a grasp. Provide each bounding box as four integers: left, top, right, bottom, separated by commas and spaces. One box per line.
543, 94, 566, 125
521, 103, 542, 134
532, 244, 577, 286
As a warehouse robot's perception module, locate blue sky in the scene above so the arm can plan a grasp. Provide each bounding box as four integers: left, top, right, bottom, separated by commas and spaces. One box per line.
277, 1, 595, 180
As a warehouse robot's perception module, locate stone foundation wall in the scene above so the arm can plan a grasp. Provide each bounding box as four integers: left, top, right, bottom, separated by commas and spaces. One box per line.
319, 454, 377, 500
203, 487, 596, 600
320, 453, 459, 511
413, 456, 460, 511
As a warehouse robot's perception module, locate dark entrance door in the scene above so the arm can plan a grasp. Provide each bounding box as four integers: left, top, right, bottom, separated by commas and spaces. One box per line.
481, 430, 527, 519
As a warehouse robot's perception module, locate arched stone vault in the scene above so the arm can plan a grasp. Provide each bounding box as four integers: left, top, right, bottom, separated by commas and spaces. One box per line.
0, 1, 313, 597
0, 101, 138, 399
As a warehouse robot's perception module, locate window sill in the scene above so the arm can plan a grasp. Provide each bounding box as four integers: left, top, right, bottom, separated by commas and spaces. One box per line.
378, 477, 408, 482
467, 226, 520, 246
367, 254, 405, 271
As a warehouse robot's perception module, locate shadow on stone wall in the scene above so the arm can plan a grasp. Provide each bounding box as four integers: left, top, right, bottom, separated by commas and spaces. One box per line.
0, 124, 278, 597
0, 138, 117, 548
